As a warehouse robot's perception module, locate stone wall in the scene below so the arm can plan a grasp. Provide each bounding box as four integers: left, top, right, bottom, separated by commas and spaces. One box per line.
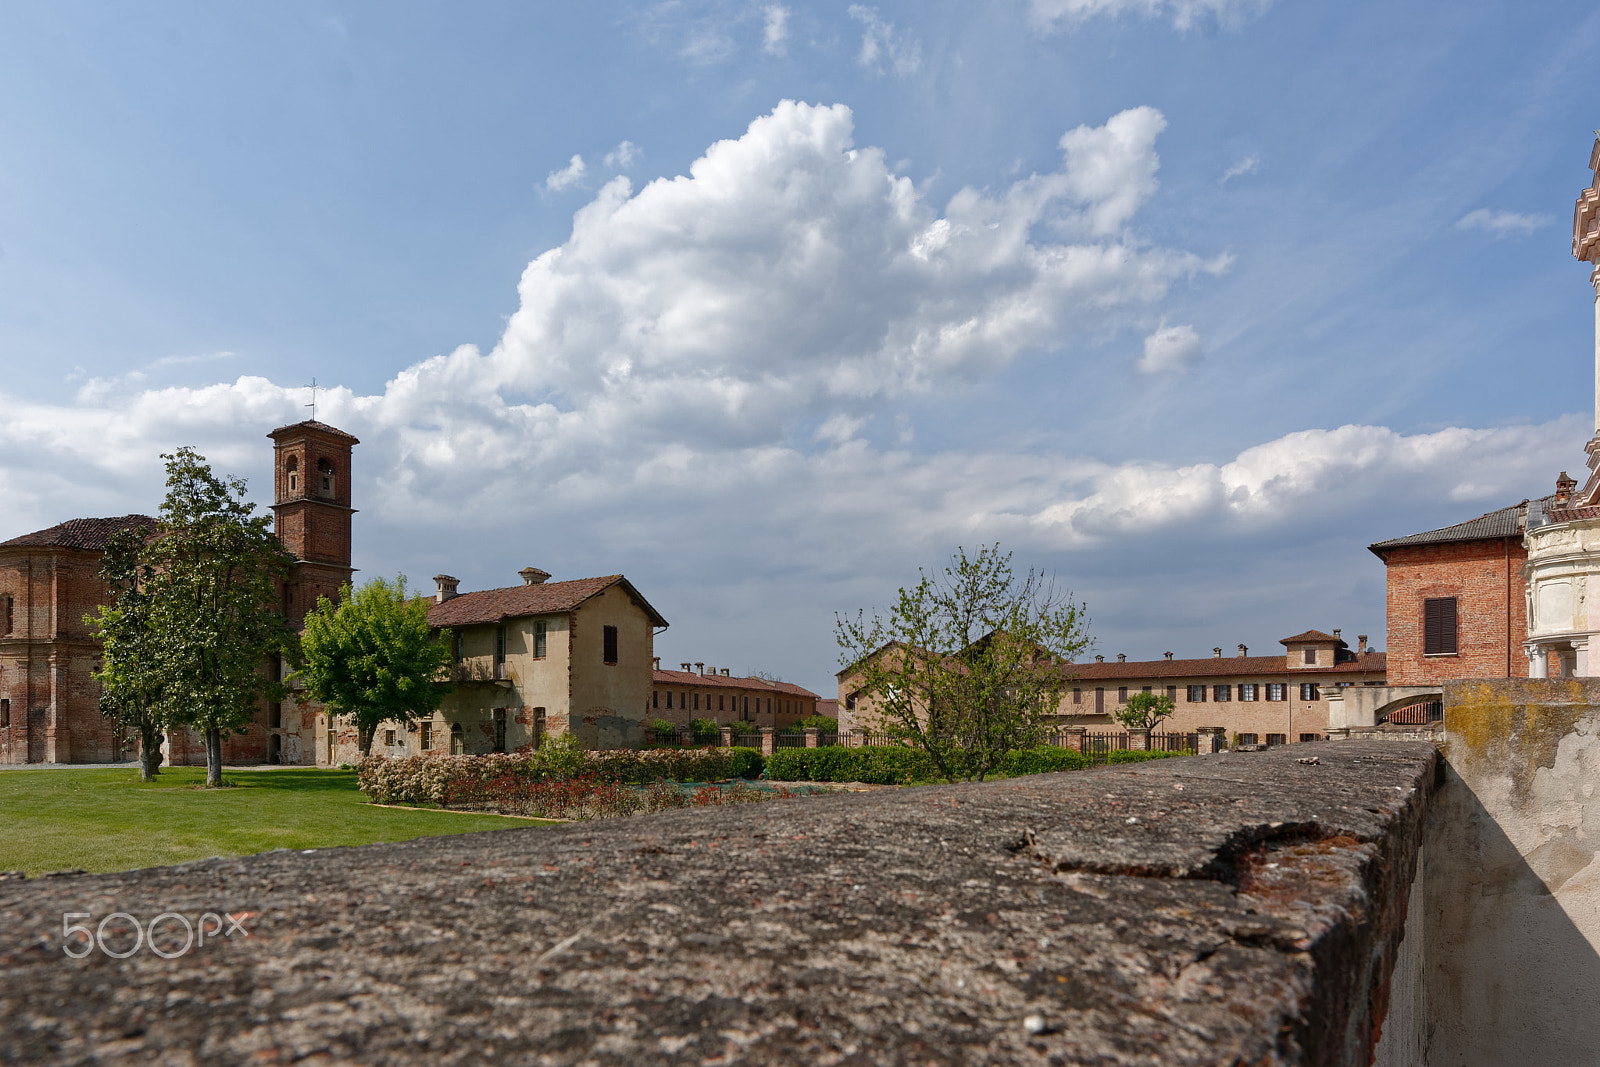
0, 742, 1439, 1064
1424, 679, 1600, 1066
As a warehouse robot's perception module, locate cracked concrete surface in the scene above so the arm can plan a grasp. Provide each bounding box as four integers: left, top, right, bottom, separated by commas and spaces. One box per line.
0, 741, 1438, 1065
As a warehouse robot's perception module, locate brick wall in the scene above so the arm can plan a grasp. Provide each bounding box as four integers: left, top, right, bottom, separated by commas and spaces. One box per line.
1379, 538, 1525, 685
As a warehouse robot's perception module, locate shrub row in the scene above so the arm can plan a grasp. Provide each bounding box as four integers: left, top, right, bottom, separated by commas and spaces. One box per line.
357, 742, 766, 806
765, 744, 1183, 783
444, 776, 799, 820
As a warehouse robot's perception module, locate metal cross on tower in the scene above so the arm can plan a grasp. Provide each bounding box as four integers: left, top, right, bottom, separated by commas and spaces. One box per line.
305, 377, 319, 422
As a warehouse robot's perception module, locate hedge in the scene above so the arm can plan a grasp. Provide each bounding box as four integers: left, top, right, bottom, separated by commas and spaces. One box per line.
766, 743, 1179, 783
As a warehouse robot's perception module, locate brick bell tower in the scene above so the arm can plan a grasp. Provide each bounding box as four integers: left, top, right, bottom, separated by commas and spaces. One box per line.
268, 420, 359, 627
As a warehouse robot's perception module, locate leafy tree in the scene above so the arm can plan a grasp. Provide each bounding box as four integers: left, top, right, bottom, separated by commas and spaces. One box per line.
836, 544, 1090, 783
87, 525, 169, 781
146, 447, 295, 787
793, 713, 839, 730
295, 575, 454, 756
1114, 691, 1174, 732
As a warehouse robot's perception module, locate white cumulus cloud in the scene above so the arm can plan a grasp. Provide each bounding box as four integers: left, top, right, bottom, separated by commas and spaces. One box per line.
603, 141, 639, 170
544, 154, 588, 192
1138, 323, 1202, 374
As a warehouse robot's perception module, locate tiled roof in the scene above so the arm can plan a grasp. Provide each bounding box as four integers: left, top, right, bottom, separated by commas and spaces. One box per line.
651, 669, 818, 699
1278, 630, 1344, 646
427, 575, 668, 629
0, 515, 158, 551
1368, 497, 1549, 553
1543, 504, 1600, 523
1060, 652, 1385, 682
268, 419, 360, 443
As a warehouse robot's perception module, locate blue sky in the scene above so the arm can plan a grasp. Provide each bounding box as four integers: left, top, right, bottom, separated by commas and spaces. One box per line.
3, 1, 1598, 693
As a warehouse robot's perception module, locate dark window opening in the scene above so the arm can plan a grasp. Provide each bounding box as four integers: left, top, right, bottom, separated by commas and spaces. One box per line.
1214, 685, 1232, 702
284, 455, 299, 495
1187, 685, 1206, 702
0, 698, 9, 727
1165, 685, 1177, 700
533, 707, 546, 747
1299, 733, 1321, 743
1238, 733, 1259, 745
534, 620, 547, 658
1266, 733, 1287, 746
1300, 683, 1320, 701
1424, 597, 1459, 655
493, 708, 507, 753
603, 625, 619, 665
421, 722, 433, 750
1303, 649, 1316, 665
1, 594, 12, 635
718, 695, 724, 711
1268, 683, 1287, 701
268, 734, 282, 764
1071, 688, 1081, 704
652, 690, 659, 708
269, 703, 282, 729
450, 722, 464, 754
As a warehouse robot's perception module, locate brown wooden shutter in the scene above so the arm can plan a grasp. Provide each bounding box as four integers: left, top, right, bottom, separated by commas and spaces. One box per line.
1424, 597, 1458, 655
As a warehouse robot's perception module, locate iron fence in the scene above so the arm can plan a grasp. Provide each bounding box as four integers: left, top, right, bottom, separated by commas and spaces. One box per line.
1381, 701, 1443, 726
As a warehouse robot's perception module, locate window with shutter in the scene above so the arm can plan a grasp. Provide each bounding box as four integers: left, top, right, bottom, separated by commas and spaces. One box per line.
1424, 597, 1458, 655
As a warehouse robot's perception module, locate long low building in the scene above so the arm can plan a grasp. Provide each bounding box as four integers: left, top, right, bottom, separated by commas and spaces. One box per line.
650, 662, 819, 729
838, 629, 1386, 745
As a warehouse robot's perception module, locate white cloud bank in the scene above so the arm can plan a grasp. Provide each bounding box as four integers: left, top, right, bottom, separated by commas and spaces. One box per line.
0, 99, 1579, 678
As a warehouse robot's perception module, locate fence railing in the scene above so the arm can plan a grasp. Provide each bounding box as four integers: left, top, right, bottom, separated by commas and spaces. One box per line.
1381, 701, 1444, 726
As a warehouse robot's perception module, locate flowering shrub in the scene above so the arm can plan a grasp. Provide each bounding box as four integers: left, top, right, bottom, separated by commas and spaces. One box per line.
356, 740, 768, 806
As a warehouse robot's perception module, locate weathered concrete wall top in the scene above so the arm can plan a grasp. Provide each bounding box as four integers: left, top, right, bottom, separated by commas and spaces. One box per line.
0, 742, 1439, 1066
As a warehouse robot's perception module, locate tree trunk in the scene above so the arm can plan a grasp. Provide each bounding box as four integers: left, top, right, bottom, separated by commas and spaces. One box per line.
139, 724, 164, 783
358, 724, 374, 757
204, 727, 223, 788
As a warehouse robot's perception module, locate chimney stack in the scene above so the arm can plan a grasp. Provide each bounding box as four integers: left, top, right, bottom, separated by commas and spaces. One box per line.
696, 662, 705, 676
1095, 655, 1104, 663
1116, 653, 1126, 663
1557, 471, 1577, 505
653, 656, 661, 670
433, 575, 459, 603
1238, 644, 1248, 657
1333, 629, 1342, 641
1358, 634, 1369, 654
680, 662, 692, 672
1164, 651, 1173, 661
721, 668, 730, 676
519, 567, 551, 586
1213, 647, 1222, 659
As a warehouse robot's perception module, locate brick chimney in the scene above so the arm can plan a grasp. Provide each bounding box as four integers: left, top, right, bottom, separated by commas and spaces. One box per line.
720, 668, 730, 676
1164, 652, 1173, 661
519, 567, 551, 586
680, 662, 692, 672
1213, 647, 1222, 659
1557, 471, 1577, 505
1237, 644, 1248, 657
433, 575, 459, 603
1358, 635, 1369, 654
1116, 653, 1126, 663
696, 662, 705, 676
1333, 629, 1341, 642
653, 657, 661, 670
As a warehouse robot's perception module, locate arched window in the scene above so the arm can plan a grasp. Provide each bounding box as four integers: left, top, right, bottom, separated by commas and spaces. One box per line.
285, 455, 299, 494
450, 722, 465, 755
317, 458, 336, 498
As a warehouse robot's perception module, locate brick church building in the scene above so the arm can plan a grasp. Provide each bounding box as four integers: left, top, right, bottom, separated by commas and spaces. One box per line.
0, 419, 359, 766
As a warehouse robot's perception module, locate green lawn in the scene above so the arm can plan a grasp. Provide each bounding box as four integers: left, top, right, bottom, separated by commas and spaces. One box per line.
0, 766, 551, 877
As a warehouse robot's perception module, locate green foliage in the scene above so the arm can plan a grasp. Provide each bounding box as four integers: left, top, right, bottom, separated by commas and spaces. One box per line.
688, 717, 720, 744
1114, 691, 1175, 731
134, 448, 296, 787
766, 745, 937, 785
836, 544, 1091, 783
792, 714, 840, 731
529, 733, 588, 779
997, 745, 1090, 776
647, 718, 677, 737
726, 747, 765, 779
87, 525, 168, 781
295, 575, 454, 756
1106, 749, 1187, 764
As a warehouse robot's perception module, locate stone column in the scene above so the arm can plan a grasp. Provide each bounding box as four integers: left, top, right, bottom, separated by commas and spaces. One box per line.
719, 726, 733, 748
1127, 729, 1150, 752
760, 727, 774, 757
1577, 640, 1591, 678
1528, 646, 1549, 679
1592, 267, 1599, 431
804, 728, 819, 749
1063, 726, 1086, 753
1196, 727, 1225, 755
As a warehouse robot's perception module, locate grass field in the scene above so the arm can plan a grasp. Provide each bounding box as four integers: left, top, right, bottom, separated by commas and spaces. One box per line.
0, 766, 550, 877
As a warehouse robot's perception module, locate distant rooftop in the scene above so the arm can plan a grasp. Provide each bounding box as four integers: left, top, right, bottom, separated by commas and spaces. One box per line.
0, 515, 157, 552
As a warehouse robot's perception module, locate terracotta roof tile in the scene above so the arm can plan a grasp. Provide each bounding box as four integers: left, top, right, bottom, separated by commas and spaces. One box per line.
651, 669, 818, 699
1278, 630, 1344, 646
268, 419, 360, 443
1, 515, 158, 551
1060, 652, 1385, 682
427, 576, 668, 629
